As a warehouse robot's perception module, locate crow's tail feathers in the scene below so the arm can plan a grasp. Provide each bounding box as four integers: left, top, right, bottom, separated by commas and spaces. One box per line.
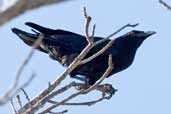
11, 27, 55, 53
25, 22, 57, 35
11, 27, 38, 46
11, 26, 63, 54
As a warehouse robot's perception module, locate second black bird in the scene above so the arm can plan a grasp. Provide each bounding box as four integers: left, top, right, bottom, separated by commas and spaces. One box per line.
12, 22, 156, 85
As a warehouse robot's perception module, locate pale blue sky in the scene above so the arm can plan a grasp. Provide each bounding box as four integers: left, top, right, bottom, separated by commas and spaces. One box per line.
0, 0, 170, 114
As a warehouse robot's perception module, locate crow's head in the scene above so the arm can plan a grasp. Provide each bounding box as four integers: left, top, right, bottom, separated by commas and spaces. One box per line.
120, 30, 156, 49
126, 30, 156, 39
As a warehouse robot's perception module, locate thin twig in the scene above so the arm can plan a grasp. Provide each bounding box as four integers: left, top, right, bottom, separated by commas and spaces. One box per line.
10, 99, 17, 114
48, 110, 68, 114
16, 95, 22, 108
159, 0, 171, 10
93, 23, 139, 47
21, 88, 30, 102
83, 7, 93, 44
48, 94, 108, 106
90, 24, 96, 42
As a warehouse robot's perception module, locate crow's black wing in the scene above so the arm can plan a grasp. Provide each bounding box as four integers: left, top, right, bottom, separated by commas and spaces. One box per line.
44, 34, 88, 52
24, 22, 92, 52
25, 22, 82, 36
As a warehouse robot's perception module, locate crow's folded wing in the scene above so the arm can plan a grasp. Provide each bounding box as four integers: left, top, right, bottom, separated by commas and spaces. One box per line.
25, 22, 82, 36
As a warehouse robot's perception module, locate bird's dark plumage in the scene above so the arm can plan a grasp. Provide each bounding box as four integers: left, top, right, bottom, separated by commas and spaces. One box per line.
11, 22, 156, 85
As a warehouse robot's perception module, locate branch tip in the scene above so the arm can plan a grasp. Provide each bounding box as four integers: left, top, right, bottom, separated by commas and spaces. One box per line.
127, 23, 139, 27
83, 6, 87, 18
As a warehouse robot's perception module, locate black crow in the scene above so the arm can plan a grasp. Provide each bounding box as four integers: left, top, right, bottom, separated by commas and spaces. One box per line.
11, 22, 156, 85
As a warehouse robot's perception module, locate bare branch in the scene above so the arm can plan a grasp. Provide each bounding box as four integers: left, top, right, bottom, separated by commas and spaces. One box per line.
48, 94, 108, 106
50, 83, 116, 106
48, 110, 68, 114
16, 95, 22, 108
0, 0, 73, 26
83, 7, 93, 44
21, 88, 30, 102
106, 23, 139, 39
93, 23, 139, 47
39, 55, 113, 114
83, 7, 88, 18
159, 0, 171, 11
10, 99, 17, 114
91, 24, 96, 42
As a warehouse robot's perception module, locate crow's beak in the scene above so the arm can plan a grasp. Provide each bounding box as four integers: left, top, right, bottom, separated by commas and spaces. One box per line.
11, 28, 38, 46
145, 31, 156, 37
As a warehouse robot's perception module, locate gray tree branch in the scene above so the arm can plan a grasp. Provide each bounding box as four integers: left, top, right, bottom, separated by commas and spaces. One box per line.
0, 0, 72, 26
159, 0, 171, 11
